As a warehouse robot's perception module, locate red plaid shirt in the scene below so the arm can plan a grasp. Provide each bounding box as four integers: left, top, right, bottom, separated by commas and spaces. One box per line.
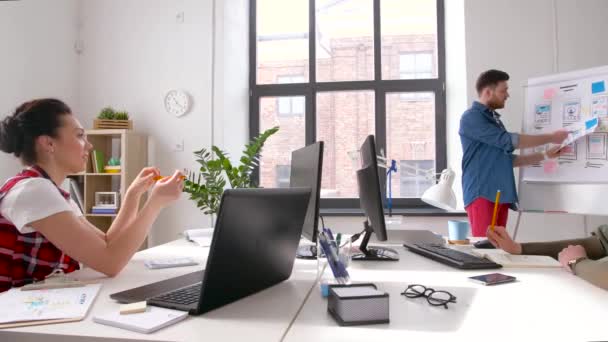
0, 166, 80, 292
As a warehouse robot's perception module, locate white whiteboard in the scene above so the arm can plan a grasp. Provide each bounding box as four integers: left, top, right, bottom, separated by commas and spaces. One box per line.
519, 65, 608, 215
521, 65, 608, 183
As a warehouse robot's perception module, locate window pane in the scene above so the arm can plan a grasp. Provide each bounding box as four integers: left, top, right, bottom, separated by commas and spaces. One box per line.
416, 53, 433, 73
275, 165, 291, 188
257, 0, 309, 84
399, 160, 434, 197
381, 0, 438, 80
386, 92, 436, 198
292, 97, 305, 114
316, 0, 374, 82
399, 54, 415, 73
278, 97, 291, 114
317, 91, 375, 198
259, 96, 306, 188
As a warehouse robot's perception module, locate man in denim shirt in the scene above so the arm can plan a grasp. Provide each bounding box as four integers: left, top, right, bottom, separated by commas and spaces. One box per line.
460, 70, 568, 237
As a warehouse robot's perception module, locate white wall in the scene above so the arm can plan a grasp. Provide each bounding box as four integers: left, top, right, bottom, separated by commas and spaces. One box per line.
444, 0, 467, 210
212, 0, 249, 160
77, 0, 214, 245
0, 0, 79, 181
555, 0, 608, 73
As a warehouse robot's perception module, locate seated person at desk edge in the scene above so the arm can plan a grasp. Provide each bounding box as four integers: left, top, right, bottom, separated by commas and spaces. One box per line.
0, 98, 183, 292
488, 225, 608, 290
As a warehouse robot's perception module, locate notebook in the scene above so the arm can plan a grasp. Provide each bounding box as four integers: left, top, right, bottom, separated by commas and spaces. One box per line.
0, 284, 101, 328
93, 306, 188, 334
471, 250, 562, 268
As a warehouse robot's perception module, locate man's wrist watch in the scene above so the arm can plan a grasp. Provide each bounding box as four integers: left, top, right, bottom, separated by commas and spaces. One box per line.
567, 257, 588, 274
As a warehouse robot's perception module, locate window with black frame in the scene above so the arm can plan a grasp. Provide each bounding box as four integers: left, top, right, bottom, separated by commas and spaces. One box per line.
250, 0, 446, 211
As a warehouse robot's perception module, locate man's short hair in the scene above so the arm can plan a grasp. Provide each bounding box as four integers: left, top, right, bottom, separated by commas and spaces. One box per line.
476, 69, 510, 95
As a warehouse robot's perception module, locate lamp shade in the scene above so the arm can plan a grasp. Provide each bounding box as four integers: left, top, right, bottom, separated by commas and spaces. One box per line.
421, 168, 457, 211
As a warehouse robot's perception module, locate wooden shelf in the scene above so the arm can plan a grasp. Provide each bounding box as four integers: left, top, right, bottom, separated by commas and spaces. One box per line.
75, 129, 147, 234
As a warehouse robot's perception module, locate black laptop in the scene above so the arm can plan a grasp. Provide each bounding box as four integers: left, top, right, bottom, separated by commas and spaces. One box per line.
110, 187, 311, 315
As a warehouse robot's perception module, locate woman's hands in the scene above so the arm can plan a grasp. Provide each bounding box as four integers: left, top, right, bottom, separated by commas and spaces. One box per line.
148, 170, 184, 209
486, 226, 522, 255
126, 167, 160, 198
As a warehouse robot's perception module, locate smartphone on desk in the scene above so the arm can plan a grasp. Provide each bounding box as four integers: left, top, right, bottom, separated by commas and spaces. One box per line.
469, 273, 516, 286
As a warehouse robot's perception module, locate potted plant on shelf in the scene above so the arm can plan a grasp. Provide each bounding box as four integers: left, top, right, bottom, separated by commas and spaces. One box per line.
94, 107, 133, 130
183, 126, 279, 215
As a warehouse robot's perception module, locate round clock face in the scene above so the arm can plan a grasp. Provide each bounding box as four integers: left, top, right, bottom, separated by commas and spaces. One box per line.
164, 90, 190, 117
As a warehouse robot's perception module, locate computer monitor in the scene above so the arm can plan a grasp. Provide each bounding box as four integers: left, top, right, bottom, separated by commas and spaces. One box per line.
290, 142, 324, 259
352, 135, 399, 261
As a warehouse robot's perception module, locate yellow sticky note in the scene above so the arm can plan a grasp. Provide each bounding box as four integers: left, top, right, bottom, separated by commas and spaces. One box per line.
120, 301, 147, 315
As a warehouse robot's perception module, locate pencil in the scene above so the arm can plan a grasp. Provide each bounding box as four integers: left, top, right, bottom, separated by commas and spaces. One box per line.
490, 190, 501, 231
153, 175, 186, 181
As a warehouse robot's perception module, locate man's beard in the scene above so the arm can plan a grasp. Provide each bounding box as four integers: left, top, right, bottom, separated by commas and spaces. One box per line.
488, 98, 505, 110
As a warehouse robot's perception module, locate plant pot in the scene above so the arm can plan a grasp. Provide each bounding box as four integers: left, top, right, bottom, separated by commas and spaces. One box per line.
94, 119, 133, 130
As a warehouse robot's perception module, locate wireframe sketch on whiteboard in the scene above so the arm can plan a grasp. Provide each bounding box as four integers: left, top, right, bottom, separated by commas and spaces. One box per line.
592, 96, 608, 131
587, 133, 607, 160
562, 100, 581, 124
522, 66, 608, 184
534, 104, 551, 128
559, 116, 599, 149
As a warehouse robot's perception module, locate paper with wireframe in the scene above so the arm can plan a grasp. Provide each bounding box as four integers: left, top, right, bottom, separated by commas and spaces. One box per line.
0, 284, 101, 325
559, 116, 599, 149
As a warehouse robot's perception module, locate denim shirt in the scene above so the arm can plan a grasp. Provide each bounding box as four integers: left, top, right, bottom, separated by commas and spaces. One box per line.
459, 101, 519, 210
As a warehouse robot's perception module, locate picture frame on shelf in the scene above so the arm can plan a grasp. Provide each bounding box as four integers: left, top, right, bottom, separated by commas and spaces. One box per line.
92, 192, 119, 215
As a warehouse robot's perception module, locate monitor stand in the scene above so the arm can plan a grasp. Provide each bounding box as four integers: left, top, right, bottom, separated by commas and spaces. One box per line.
351, 221, 399, 261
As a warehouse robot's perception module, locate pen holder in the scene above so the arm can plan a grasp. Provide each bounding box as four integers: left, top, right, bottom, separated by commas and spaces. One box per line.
317, 236, 351, 297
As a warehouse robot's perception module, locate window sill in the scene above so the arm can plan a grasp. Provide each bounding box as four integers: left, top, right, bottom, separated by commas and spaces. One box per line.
319, 208, 467, 217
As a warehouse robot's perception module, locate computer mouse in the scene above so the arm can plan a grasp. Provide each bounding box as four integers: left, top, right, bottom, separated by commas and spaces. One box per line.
473, 239, 496, 249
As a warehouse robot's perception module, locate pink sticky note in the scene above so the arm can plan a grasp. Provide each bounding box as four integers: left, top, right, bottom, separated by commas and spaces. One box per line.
543, 88, 557, 100
543, 159, 558, 174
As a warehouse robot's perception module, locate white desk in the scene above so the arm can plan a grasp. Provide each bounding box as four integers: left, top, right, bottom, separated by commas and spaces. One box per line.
1, 239, 318, 342
284, 243, 608, 342
4, 239, 608, 341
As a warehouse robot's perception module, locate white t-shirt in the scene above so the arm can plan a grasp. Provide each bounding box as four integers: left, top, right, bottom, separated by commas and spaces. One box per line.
0, 178, 83, 234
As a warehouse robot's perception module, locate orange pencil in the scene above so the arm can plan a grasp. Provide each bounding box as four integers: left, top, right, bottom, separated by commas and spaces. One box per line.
153, 175, 186, 181
490, 190, 501, 231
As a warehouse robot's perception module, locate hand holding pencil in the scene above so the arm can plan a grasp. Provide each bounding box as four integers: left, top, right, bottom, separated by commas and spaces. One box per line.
153, 175, 186, 181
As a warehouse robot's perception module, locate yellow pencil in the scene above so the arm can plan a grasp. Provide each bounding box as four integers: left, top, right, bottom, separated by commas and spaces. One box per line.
490, 190, 501, 231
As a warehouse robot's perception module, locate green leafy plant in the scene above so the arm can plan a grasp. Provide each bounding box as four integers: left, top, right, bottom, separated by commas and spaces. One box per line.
98, 107, 116, 120
183, 126, 279, 215
97, 107, 130, 120
114, 111, 130, 120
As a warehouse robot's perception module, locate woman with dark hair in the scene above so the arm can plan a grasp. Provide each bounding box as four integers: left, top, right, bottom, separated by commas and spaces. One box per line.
0, 98, 183, 292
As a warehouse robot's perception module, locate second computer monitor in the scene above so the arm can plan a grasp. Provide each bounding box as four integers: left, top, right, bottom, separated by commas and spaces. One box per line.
290, 141, 324, 244
353, 135, 398, 261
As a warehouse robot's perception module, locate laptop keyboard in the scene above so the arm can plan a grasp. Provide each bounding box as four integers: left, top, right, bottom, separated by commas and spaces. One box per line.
152, 282, 202, 306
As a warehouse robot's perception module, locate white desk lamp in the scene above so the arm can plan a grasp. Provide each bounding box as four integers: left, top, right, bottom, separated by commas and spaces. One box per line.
421, 168, 457, 211
348, 149, 457, 211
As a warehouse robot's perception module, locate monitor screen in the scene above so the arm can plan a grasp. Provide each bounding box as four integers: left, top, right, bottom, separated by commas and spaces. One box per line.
357, 135, 388, 242
290, 142, 324, 243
